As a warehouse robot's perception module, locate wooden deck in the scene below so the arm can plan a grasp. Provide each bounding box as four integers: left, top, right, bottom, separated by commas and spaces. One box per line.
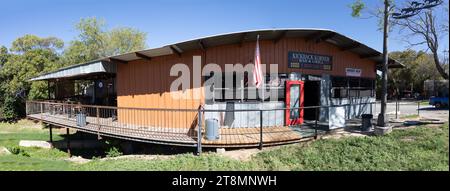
27, 113, 310, 148
202, 127, 302, 147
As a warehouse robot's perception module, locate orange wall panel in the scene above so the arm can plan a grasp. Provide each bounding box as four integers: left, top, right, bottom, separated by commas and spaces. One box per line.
116, 37, 377, 129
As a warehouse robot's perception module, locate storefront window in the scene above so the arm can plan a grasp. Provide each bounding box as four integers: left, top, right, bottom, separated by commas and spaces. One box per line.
331, 77, 374, 98
206, 73, 288, 102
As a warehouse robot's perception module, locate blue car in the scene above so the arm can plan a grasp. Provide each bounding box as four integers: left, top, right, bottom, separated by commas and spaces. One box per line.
429, 96, 449, 108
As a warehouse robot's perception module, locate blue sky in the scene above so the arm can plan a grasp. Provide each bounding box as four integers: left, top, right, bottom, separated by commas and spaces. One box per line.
1, 0, 448, 53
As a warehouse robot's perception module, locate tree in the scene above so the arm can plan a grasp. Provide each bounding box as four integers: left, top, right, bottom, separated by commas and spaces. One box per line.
106, 27, 147, 56
10, 34, 63, 53
388, 49, 440, 97
0, 35, 63, 121
62, 17, 147, 66
0, 46, 8, 68
351, 0, 394, 126
352, 0, 449, 80
395, 1, 449, 79
0, 46, 9, 119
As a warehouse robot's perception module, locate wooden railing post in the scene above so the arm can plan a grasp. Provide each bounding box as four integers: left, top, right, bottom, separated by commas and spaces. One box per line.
315, 107, 319, 140
40, 102, 43, 122
66, 128, 71, 157
96, 106, 101, 139
259, 110, 263, 150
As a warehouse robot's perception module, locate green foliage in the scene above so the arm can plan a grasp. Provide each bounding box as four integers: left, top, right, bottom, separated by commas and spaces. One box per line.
0, 94, 24, 121
351, 0, 365, 17
105, 146, 123, 158
62, 17, 147, 66
106, 27, 147, 56
387, 50, 442, 97
7, 146, 30, 157
0, 35, 63, 120
0, 46, 8, 67
0, 17, 147, 121
11, 34, 63, 53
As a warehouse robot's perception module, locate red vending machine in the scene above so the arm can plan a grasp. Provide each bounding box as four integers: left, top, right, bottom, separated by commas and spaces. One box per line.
285, 80, 304, 125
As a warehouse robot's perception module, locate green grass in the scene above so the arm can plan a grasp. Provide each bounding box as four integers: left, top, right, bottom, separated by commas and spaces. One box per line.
401, 114, 420, 119
0, 120, 448, 171
420, 101, 430, 106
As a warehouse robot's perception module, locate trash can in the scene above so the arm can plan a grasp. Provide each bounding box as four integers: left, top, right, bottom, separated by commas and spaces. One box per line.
205, 118, 220, 140
76, 112, 87, 127
361, 114, 373, 131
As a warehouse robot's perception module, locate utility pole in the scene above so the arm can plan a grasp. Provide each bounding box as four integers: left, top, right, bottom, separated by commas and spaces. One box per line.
377, 0, 390, 127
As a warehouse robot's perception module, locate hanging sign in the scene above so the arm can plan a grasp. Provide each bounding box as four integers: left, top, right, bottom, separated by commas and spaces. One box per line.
288, 51, 332, 70
345, 68, 362, 77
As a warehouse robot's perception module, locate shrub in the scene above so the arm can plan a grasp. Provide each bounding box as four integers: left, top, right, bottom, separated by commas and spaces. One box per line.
105, 146, 122, 158
0, 94, 25, 122
7, 146, 31, 157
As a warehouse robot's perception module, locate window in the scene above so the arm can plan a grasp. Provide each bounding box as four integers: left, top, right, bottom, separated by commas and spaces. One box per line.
331, 77, 374, 98
331, 77, 348, 98
206, 72, 288, 102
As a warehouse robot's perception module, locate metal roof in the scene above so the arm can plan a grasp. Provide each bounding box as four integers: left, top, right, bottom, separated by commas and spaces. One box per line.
29, 61, 116, 81
104, 28, 403, 68
30, 28, 403, 81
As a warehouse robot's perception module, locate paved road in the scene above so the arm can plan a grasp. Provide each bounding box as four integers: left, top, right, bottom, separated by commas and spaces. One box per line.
372, 101, 449, 121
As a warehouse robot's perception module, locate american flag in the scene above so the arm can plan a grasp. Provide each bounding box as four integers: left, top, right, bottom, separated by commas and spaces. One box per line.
253, 35, 263, 88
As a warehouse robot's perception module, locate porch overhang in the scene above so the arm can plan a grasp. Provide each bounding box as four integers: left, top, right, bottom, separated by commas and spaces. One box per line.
29, 61, 116, 81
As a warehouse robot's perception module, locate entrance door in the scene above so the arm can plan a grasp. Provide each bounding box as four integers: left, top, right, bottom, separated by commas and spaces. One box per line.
285, 80, 304, 125
303, 80, 321, 120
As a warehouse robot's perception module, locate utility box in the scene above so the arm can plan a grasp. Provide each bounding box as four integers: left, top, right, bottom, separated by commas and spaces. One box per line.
205, 119, 220, 140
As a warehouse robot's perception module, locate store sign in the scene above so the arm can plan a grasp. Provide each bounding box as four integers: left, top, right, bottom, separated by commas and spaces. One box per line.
345, 68, 362, 77
288, 51, 332, 70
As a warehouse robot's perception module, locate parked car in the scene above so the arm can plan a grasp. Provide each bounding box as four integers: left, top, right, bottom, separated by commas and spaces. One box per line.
429, 96, 449, 108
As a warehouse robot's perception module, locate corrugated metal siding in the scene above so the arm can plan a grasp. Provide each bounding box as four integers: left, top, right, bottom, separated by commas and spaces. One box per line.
203, 37, 375, 78
117, 50, 204, 129
116, 37, 377, 128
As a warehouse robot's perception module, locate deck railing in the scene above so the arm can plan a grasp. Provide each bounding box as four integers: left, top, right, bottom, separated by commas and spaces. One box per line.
26, 101, 200, 146
26, 100, 376, 155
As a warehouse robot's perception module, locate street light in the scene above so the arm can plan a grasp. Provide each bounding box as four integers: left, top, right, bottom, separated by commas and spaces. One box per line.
377, 0, 443, 128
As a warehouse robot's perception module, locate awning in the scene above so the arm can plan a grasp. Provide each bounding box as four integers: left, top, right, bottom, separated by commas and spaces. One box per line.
29, 61, 116, 81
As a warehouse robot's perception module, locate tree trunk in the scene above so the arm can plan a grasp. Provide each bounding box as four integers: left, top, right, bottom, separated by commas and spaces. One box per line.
432, 51, 449, 79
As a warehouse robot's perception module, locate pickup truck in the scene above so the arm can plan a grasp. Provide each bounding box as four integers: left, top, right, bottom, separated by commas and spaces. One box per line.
429, 96, 449, 108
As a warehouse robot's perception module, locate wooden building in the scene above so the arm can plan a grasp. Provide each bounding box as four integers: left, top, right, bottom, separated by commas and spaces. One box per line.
27, 29, 402, 148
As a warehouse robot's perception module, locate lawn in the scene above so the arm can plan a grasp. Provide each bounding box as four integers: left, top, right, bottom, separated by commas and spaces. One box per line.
0, 120, 448, 171
420, 101, 430, 106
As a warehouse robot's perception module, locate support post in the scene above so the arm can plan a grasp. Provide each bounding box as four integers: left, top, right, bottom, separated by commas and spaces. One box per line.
66, 128, 71, 157
417, 101, 420, 116
395, 98, 398, 119
315, 107, 319, 139
259, 110, 263, 150
40, 102, 43, 122
197, 108, 202, 155
49, 125, 53, 147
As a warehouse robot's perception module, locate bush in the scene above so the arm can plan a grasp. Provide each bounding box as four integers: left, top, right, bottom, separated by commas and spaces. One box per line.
105, 146, 122, 158
7, 146, 31, 157
0, 94, 25, 122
